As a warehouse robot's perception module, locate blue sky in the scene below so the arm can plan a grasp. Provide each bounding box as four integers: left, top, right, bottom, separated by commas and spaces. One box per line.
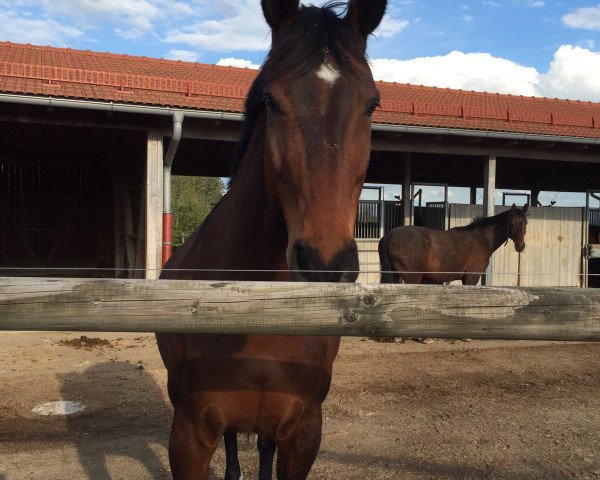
1, 0, 599, 206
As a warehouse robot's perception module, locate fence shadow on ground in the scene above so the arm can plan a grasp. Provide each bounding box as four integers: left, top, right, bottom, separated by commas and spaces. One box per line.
319, 449, 578, 480
58, 361, 184, 480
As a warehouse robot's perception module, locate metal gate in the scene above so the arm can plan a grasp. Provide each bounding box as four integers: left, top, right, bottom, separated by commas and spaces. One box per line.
422, 201, 448, 230
586, 191, 600, 288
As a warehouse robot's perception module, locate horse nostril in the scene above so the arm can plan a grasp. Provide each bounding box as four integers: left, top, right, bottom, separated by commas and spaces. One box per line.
291, 241, 325, 280
290, 240, 358, 282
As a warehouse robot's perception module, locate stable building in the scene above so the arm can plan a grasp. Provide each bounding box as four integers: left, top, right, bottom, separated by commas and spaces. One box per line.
1, 42, 599, 285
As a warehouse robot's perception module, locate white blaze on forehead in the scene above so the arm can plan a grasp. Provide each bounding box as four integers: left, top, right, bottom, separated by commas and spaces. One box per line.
316, 62, 340, 85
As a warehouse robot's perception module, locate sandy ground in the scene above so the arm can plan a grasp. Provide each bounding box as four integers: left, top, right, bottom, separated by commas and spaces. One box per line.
0, 332, 599, 480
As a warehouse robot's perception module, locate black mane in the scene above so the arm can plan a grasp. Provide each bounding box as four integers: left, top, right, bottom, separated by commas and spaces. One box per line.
458, 209, 513, 230
228, 2, 366, 186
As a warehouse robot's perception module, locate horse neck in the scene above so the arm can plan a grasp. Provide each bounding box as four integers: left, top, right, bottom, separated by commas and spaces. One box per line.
209, 138, 289, 277
473, 217, 509, 255
164, 127, 289, 281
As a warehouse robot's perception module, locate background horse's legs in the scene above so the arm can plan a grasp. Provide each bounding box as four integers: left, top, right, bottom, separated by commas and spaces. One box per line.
462, 273, 483, 285
224, 432, 243, 480
275, 406, 322, 480
400, 273, 423, 284
169, 406, 220, 480
258, 435, 276, 480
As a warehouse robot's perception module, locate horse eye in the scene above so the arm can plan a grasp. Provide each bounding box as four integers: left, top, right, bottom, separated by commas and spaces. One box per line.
366, 101, 380, 117
261, 93, 279, 112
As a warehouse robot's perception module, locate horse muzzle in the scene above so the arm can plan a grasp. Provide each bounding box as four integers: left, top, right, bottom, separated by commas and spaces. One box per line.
288, 239, 359, 283
515, 243, 526, 253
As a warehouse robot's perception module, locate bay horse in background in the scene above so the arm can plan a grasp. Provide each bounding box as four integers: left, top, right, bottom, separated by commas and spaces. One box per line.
379, 204, 528, 285
156, 0, 387, 479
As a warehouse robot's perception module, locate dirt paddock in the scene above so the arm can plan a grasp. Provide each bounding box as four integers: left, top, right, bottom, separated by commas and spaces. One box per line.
1, 332, 599, 479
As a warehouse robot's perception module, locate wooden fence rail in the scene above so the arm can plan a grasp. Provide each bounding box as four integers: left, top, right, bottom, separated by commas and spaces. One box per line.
1, 277, 599, 341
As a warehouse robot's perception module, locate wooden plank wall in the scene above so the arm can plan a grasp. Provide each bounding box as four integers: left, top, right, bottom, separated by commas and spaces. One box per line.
356, 205, 585, 287
357, 240, 380, 284
449, 204, 584, 287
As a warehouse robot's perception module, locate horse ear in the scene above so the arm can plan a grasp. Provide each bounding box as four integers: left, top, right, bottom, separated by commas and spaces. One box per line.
511, 203, 517, 210
261, 0, 300, 32
345, 0, 387, 38
522, 204, 528, 214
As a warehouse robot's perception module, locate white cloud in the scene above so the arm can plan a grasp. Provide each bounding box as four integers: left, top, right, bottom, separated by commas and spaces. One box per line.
482, 1, 502, 7
165, 1, 269, 52
539, 45, 600, 101
374, 15, 409, 39
168, 49, 199, 62
217, 57, 260, 69
562, 5, 600, 30
0, 11, 84, 45
527, 1, 545, 8
39, 0, 161, 32
0, 0, 197, 42
371, 45, 600, 102
371, 51, 540, 96
463, 14, 475, 22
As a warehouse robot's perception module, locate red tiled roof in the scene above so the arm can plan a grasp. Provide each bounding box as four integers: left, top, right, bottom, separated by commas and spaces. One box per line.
2, 41, 600, 139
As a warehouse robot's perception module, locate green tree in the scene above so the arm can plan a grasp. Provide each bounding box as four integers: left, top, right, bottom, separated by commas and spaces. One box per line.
171, 176, 225, 246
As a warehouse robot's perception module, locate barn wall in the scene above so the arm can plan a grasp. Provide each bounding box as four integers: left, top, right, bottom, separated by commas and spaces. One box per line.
356, 204, 585, 287
0, 162, 114, 276
356, 240, 380, 284
0, 120, 148, 279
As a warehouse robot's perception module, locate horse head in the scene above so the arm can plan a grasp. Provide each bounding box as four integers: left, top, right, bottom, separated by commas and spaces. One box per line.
509, 203, 528, 252
256, 0, 386, 282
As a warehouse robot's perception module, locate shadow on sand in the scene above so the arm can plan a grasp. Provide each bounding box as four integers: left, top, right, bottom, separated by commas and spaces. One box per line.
59, 361, 174, 480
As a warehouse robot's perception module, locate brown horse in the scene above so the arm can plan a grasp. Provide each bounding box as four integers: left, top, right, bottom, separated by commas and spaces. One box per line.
379, 204, 528, 285
156, 1, 386, 479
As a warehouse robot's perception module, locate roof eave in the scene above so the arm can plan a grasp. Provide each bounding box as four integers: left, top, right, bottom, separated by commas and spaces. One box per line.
372, 122, 600, 145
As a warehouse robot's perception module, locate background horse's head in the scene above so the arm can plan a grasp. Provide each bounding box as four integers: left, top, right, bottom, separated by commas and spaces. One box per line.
235, 0, 386, 282
509, 204, 528, 252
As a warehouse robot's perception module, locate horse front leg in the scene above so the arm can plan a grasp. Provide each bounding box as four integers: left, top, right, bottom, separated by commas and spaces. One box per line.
275, 405, 322, 480
169, 405, 223, 480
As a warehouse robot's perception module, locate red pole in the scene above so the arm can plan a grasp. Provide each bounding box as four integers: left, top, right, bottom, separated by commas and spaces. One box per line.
162, 212, 173, 267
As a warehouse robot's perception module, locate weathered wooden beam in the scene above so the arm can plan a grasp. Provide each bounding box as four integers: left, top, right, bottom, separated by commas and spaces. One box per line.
483, 155, 496, 286
145, 129, 163, 280
1, 277, 600, 341
402, 153, 412, 226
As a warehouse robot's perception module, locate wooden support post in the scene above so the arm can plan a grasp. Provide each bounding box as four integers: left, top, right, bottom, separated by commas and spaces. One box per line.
483, 155, 497, 285
402, 153, 412, 226
531, 188, 540, 207
146, 129, 163, 280
470, 187, 477, 205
